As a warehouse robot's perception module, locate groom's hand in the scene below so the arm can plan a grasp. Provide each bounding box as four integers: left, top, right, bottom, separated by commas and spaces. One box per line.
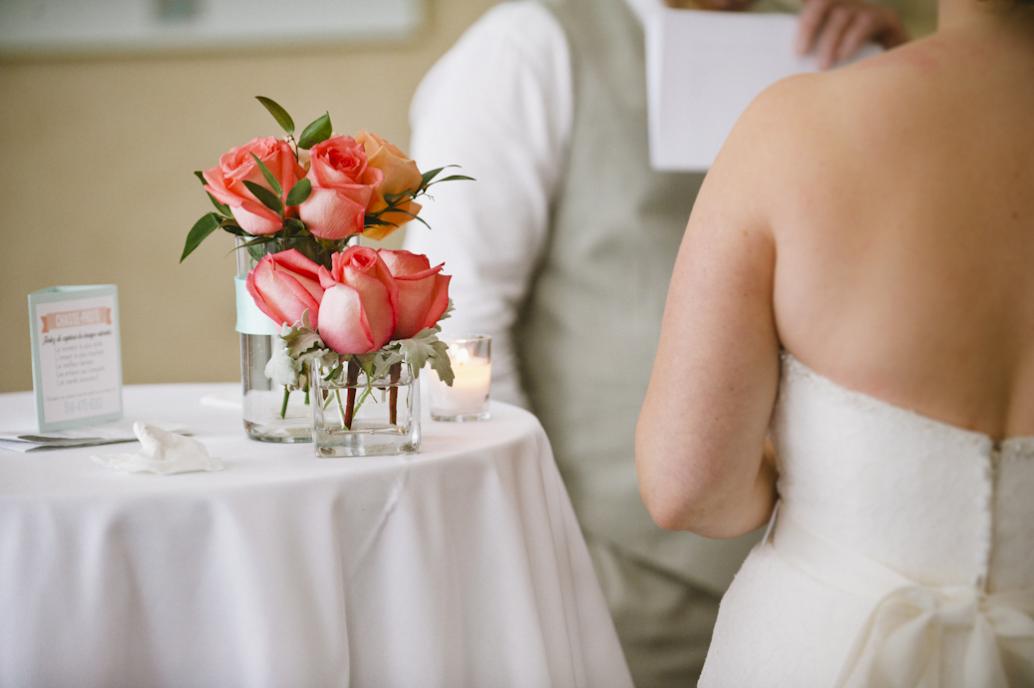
796, 0, 909, 69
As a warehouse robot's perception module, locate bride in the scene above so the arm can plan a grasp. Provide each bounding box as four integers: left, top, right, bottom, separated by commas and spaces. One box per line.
635, 0, 1034, 683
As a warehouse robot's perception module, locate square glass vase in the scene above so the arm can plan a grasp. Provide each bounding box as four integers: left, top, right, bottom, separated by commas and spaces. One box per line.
310, 360, 421, 458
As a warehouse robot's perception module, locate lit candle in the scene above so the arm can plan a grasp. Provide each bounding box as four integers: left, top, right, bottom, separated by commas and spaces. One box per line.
429, 337, 492, 421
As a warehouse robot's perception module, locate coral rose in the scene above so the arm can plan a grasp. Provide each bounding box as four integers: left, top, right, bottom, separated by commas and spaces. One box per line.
246, 249, 324, 328
357, 131, 424, 242
299, 136, 383, 241
316, 247, 399, 355
203, 137, 304, 236
379, 250, 451, 339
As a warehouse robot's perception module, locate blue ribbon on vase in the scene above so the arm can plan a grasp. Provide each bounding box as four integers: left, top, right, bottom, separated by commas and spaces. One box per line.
234, 277, 282, 336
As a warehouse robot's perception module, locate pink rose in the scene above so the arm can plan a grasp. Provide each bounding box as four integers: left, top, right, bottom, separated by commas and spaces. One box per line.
299, 136, 383, 241
379, 250, 451, 339
245, 249, 322, 326
203, 137, 304, 236
316, 247, 399, 355
245, 249, 324, 328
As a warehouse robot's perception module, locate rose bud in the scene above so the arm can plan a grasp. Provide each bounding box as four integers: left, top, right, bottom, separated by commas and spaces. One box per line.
246, 249, 325, 328
378, 250, 451, 339
299, 136, 383, 241
317, 246, 399, 355
203, 137, 304, 236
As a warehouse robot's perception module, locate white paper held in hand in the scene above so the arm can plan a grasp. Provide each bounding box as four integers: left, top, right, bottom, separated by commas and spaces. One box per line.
645, 8, 882, 171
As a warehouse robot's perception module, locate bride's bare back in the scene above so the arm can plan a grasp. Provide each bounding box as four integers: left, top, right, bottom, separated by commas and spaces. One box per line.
637, 7, 1034, 537
772, 21, 1034, 440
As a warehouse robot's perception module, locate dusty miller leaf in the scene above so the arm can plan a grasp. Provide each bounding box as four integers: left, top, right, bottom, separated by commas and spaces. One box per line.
428, 340, 455, 386
396, 326, 453, 384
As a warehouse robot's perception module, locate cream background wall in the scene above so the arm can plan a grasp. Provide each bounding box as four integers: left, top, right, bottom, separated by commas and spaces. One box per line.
0, 0, 496, 392
0, 0, 934, 394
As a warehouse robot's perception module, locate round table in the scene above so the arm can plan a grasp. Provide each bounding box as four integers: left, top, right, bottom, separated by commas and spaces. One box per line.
0, 384, 632, 688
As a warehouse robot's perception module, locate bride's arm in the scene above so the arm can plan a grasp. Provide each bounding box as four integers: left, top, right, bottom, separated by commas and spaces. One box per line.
636, 83, 797, 539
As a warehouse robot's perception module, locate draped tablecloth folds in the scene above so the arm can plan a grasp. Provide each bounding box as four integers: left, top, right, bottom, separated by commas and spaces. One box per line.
0, 384, 633, 688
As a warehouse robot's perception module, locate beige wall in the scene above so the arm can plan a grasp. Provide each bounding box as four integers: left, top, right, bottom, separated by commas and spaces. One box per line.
0, 0, 496, 392
0, 0, 935, 394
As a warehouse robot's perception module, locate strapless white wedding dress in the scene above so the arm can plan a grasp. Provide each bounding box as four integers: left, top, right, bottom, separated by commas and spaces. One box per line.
700, 353, 1034, 687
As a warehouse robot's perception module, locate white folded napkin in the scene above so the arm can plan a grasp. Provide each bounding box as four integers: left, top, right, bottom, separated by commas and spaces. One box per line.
92, 422, 224, 475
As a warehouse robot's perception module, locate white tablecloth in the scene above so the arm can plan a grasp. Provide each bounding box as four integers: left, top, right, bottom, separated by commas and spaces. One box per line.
0, 384, 632, 688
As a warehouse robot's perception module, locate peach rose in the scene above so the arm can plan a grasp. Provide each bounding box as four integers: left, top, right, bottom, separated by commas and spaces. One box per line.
246, 249, 324, 328
357, 131, 423, 241
203, 137, 304, 236
316, 247, 399, 355
379, 250, 451, 339
299, 136, 383, 241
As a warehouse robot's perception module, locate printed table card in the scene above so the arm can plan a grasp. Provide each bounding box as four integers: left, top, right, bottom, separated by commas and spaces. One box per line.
28, 285, 123, 432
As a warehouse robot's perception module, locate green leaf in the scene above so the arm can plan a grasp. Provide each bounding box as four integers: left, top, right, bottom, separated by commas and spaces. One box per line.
397, 326, 453, 383
243, 180, 284, 215
392, 207, 431, 230
231, 235, 277, 261
428, 340, 455, 386
207, 192, 232, 217
363, 214, 394, 227
180, 212, 222, 262
246, 242, 272, 262
419, 166, 448, 186
250, 153, 283, 197
255, 96, 296, 134
234, 235, 276, 250
193, 170, 207, 185
285, 178, 312, 206
323, 362, 343, 382
298, 112, 332, 149
283, 325, 324, 359
430, 174, 476, 184
383, 190, 416, 205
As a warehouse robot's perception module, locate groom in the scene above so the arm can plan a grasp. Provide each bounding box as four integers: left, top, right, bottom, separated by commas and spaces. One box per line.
406, 0, 915, 684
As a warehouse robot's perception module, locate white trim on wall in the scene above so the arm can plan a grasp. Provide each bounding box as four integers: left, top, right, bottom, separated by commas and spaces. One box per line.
0, 0, 424, 54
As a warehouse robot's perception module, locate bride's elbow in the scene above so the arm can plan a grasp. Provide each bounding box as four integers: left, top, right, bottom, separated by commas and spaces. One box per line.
639, 482, 694, 532
639, 482, 760, 538
636, 451, 720, 533
636, 445, 775, 538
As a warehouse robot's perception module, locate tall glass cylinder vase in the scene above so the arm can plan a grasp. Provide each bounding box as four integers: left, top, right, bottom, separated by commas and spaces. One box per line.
235, 241, 312, 443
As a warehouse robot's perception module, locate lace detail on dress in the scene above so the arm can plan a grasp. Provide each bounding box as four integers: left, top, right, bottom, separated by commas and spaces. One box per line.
778, 351, 1034, 589
779, 351, 1034, 455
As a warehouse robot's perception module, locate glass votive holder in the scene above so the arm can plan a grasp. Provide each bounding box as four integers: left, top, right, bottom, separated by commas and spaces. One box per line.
429, 335, 492, 422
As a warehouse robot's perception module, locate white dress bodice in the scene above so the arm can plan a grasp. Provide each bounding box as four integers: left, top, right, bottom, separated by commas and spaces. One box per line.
700, 354, 1034, 687
774, 354, 1034, 594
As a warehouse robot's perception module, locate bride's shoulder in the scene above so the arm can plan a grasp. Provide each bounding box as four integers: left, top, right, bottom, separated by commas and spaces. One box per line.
739, 39, 945, 144
716, 39, 947, 212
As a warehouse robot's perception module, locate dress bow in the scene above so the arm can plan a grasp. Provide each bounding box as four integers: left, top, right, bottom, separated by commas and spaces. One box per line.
836, 585, 1034, 688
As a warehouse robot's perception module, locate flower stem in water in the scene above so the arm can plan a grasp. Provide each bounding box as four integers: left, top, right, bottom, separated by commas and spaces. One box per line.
335, 389, 347, 428
279, 386, 290, 419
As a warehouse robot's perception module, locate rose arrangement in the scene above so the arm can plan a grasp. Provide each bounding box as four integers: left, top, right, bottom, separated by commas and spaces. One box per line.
182, 96, 470, 427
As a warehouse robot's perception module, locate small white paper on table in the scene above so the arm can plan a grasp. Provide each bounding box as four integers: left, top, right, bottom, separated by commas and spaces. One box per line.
27, 285, 123, 432
646, 8, 881, 171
